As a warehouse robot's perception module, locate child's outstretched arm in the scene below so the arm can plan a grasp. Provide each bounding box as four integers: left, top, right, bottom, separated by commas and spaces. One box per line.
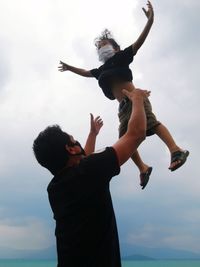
132, 1, 154, 53
58, 61, 93, 77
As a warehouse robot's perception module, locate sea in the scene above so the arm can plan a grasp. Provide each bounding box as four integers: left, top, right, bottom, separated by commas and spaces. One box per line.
0, 259, 200, 267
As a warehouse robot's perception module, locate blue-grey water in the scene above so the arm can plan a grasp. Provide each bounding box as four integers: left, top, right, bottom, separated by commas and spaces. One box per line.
0, 259, 200, 267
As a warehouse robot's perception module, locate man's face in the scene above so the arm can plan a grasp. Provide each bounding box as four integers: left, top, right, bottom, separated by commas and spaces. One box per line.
68, 136, 85, 156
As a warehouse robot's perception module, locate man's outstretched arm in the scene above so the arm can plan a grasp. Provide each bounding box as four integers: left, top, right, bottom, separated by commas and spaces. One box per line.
84, 114, 103, 156
113, 89, 150, 166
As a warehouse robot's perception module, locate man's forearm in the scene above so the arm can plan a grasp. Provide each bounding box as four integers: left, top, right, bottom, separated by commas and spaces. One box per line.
112, 90, 147, 166
127, 97, 146, 139
84, 132, 97, 156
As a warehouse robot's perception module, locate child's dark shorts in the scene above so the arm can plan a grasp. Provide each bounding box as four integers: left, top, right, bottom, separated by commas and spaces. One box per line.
118, 97, 161, 137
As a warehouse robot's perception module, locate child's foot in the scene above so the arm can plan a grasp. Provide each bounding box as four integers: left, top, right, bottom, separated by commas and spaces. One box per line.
140, 167, 153, 190
169, 150, 189, 171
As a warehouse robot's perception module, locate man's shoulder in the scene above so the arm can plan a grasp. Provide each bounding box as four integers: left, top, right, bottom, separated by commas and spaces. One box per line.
80, 147, 120, 174
82, 147, 115, 163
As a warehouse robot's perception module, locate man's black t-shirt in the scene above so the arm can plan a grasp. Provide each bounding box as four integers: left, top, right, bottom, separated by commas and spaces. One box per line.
47, 147, 121, 267
90, 45, 137, 100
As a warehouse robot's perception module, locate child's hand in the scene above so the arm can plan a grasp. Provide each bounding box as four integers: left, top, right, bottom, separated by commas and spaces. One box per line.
142, 1, 154, 21
89, 113, 103, 136
58, 61, 69, 72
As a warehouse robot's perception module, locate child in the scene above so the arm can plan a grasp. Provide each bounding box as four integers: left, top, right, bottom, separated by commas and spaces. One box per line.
58, 1, 189, 189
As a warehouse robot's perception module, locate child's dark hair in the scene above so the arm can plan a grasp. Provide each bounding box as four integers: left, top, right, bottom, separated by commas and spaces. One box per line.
94, 29, 120, 50
33, 125, 71, 175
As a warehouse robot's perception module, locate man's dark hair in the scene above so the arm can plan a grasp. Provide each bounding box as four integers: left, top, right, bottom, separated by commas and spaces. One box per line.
94, 29, 120, 50
33, 125, 71, 175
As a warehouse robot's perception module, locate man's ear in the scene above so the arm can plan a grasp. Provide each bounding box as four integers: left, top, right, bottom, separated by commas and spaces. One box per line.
65, 145, 76, 155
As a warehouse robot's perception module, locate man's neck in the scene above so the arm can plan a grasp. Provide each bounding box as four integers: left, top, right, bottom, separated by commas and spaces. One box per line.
56, 155, 83, 176
66, 155, 84, 167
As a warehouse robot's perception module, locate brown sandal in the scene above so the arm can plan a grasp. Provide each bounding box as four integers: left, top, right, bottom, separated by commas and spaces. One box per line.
140, 167, 152, 190
169, 150, 189, 171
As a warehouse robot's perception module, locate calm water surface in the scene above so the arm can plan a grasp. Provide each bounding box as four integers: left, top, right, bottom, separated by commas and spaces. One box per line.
0, 259, 200, 267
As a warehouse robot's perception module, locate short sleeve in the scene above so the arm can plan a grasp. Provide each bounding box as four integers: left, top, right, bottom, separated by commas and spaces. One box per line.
121, 45, 137, 64
90, 68, 100, 79
79, 147, 120, 184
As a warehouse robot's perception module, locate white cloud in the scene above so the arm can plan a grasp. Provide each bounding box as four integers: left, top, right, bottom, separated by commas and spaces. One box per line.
126, 223, 200, 253
0, 217, 53, 250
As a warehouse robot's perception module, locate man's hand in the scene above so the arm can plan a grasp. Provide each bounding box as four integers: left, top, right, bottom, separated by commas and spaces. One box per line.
58, 61, 69, 72
84, 114, 103, 155
142, 1, 154, 21
122, 88, 151, 102
90, 113, 103, 136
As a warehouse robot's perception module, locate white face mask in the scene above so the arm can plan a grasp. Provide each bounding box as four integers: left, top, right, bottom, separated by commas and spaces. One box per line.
98, 44, 116, 63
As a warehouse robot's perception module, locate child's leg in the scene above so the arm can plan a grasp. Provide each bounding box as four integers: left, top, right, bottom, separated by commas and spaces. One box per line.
154, 123, 181, 153
131, 150, 150, 173
131, 151, 152, 190
144, 97, 189, 171
154, 123, 189, 170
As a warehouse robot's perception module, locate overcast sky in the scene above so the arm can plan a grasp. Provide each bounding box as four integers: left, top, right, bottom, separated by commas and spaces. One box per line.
0, 0, 199, 254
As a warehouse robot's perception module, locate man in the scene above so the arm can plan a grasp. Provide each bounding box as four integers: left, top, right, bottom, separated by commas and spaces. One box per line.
33, 88, 148, 267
